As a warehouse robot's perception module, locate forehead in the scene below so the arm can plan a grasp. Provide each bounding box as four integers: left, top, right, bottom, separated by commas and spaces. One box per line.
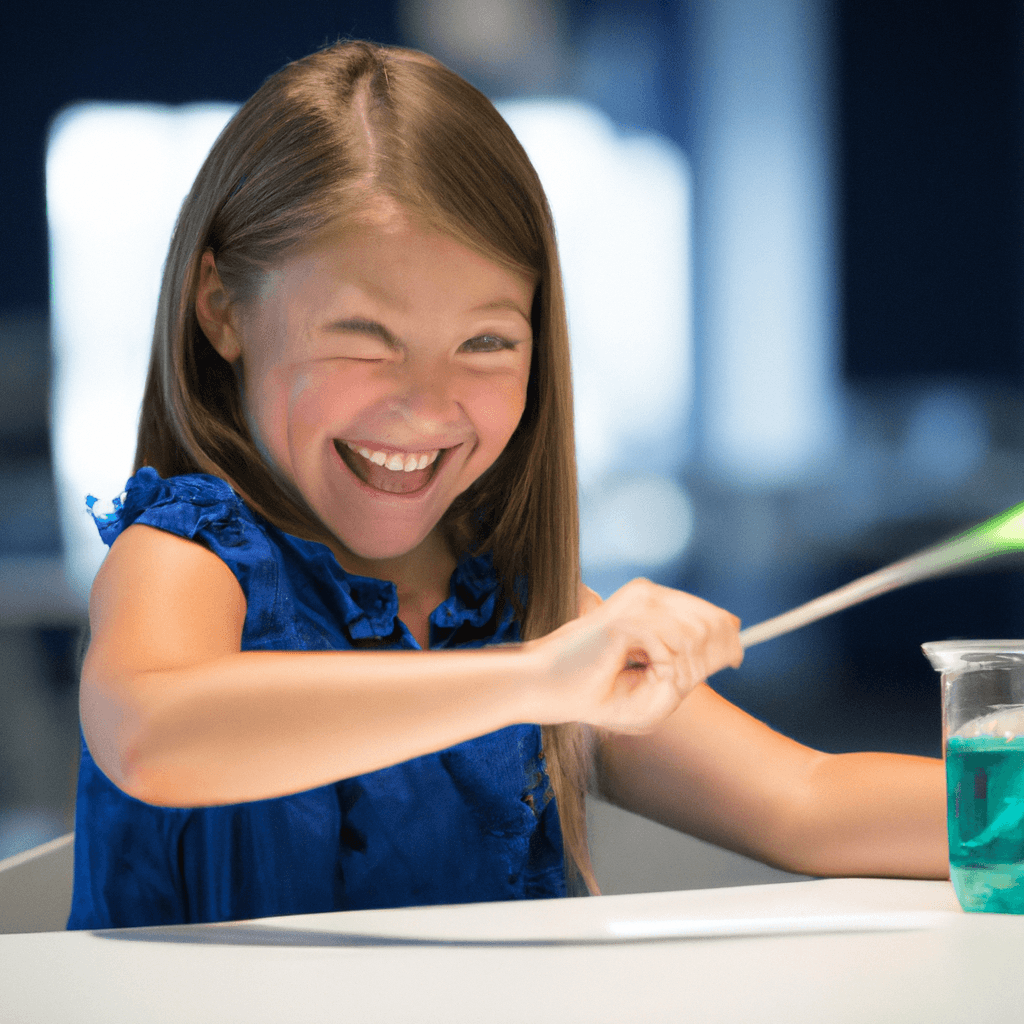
258, 206, 537, 315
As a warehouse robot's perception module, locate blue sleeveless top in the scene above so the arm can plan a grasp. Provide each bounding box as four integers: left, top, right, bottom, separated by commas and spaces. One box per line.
67, 469, 566, 930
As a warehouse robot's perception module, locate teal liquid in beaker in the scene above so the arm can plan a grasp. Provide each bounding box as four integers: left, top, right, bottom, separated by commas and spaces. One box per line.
947, 735, 1024, 913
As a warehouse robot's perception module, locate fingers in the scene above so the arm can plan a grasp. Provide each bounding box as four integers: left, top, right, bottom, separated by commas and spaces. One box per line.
577, 578, 742, 734
604, 578, 742, 678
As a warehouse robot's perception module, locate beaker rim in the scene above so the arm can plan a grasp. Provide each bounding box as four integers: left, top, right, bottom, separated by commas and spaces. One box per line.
922, 639, 1024, 673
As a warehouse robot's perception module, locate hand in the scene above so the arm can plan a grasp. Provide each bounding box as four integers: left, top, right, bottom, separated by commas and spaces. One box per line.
532, 578, 743, 734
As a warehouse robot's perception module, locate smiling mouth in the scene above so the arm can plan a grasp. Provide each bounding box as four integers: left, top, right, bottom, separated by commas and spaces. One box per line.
334, 440, 447, 495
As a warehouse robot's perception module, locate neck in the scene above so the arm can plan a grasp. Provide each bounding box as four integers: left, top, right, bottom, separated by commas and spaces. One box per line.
332, 528, 458, 650
330, 527, 458, 608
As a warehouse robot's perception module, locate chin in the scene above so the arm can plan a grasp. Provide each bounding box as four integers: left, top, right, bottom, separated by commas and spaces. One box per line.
332, 527, 433, 565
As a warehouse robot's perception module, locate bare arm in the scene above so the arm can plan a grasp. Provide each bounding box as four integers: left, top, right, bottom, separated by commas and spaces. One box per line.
81, 526, 742, 807
83, 524, 544, 805
597, 683, 948, 879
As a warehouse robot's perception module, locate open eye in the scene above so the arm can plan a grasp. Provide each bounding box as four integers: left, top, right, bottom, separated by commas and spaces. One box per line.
461, 334, 518, 353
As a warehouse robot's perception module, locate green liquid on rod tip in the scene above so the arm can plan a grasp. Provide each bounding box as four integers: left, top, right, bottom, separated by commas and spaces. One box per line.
974, 501, 1024, 551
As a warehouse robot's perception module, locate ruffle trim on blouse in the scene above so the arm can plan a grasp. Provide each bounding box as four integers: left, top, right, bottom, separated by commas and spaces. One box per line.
88, 468, 246, 548
87, 468, 515, 641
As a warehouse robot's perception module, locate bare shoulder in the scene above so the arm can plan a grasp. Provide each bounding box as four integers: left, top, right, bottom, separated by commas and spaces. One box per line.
577, 582, 603, 617
87, 523, 246, 675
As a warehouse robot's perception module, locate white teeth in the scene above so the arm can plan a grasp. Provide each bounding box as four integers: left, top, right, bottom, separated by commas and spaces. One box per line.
344, 441, 441, 473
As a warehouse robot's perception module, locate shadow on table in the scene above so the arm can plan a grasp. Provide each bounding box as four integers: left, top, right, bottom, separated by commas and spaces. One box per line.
93, 923, 626, 949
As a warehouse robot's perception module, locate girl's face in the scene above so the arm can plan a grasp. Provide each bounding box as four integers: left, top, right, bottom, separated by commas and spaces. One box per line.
210, 208, 535, 570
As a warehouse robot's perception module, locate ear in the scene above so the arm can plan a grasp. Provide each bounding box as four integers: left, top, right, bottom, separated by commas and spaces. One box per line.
195, 250, 242, 363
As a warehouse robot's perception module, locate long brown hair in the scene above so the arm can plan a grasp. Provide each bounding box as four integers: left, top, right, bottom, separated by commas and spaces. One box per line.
136, 40, 596, 893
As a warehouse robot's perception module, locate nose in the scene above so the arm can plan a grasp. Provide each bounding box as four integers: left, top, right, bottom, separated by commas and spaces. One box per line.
386, 358, 465, 436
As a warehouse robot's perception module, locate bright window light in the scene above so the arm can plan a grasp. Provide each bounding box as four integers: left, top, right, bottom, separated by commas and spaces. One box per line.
697, 0, 840, 486
498, 100, 694, 573
498, 100, 693, 490
47, 103, 236, 596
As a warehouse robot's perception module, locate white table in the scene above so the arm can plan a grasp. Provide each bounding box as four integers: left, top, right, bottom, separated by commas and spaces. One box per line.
1, 878, 1021, 1023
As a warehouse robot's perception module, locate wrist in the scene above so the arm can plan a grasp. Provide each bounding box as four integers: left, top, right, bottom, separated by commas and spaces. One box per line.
516, 634, 576, 726
511, 638, 552, 725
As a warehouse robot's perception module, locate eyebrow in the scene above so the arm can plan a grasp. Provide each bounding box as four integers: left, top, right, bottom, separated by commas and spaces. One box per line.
328, 303, 531, 345
326, 318, 403, 350
471, 298, 532, 322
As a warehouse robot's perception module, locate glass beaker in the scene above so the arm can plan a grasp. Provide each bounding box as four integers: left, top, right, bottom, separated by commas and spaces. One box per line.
923, 640, 1024, 913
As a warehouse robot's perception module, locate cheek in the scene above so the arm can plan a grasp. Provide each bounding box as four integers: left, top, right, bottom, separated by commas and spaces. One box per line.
468, 375, 531, 449
241, 363, 325, 475
238, 365, 286, 461
287, 377, 333, 449
504, 366, 532, 426
283, 365, 385, 455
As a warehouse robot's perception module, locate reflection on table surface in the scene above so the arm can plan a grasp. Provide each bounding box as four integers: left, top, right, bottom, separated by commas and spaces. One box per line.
3, 878, 1024, 1024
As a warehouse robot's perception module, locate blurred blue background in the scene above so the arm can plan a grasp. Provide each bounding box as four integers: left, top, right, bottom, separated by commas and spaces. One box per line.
3, 0, 1024, 862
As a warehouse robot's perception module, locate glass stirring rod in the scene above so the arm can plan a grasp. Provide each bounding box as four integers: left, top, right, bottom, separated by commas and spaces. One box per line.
739, 500, 1024, 649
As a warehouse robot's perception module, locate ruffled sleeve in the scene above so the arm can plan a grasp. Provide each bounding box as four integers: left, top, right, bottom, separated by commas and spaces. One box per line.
88, 468, 250, 548
87, 469, 280, 639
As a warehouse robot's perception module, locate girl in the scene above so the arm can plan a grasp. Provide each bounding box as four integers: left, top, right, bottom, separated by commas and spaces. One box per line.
69, 40, 946, 930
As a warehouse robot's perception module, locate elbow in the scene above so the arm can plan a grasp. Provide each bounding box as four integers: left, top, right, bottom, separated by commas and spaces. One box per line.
81, 683, 180, 806
86, 719, 166, 805
115, 734, 174, 806
749, 752, 835, 877
111, 737, 193, 807
114, 708, 197, 806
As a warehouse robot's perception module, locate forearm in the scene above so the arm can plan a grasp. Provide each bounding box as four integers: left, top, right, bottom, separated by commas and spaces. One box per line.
595, 685, 821, 866
83, 645, 546, 806
782, 751, 948, 879
595, 685, 949, 880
